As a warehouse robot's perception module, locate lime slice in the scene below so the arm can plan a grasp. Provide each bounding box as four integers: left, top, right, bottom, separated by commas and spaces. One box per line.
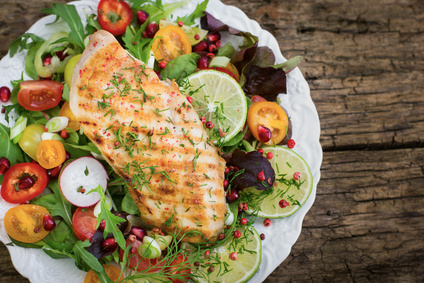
243, 146, 313, 218
184, 70, 247, 144
193, 226, 261, 283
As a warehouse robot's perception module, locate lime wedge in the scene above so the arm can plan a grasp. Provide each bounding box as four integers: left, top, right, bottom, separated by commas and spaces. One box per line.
183, 70, 247, 144
193, 226, 261, 283
243, 146, 313, 218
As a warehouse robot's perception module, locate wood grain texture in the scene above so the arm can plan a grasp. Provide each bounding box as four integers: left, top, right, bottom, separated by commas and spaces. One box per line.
1, 0, 423, 282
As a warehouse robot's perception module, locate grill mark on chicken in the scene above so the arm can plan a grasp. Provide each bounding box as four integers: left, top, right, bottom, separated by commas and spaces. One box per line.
70, 30, 227, 243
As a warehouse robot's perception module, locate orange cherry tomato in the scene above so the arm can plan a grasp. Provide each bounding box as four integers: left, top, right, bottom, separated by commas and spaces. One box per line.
1, 163, 48, 203
36, 140, 66, 169
247, 101, 289, 145
4, 204, 50, 243
152, 25, 192, 63
84, 264, 124, 283
17, 80, 63, 111
59, 101, 80, 131
72, 207, 98, 242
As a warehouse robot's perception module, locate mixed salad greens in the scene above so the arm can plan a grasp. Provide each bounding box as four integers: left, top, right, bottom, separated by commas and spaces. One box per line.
0, 0, 311, 282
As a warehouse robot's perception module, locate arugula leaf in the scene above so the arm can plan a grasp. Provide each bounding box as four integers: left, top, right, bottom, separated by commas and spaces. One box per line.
41, 4, 86, 50
130, 0, 190, 23
88, 185, 126, 250
42, 221, 78, 258
8, 33, 45, 57
177, 0, 209, 26
32, 180, 73, 227
122, 20, 153, 62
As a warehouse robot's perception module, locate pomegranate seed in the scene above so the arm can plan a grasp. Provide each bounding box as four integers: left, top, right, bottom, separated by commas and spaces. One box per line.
154, 71, 161, 79
260, 233, 266, 240
233, 230, 241, 238
146, 23, 158, 38
205, 121, 214, 129
0, 157, 10, 175
279, 199, 290, 208
60, 130, 68, 139
102, 237, 118, 252
0, 86, 11, 103
230, 252, 238, 261
178, 20, 184, 27
287, 138, 295, 148
47, 165, 62, 179
257, 149, 264, 155
207, 33, 221, 43
293, 171, 302, 180
266, 152, 273, 159
226, 190, 239, 203
18, 175, 35, 190
200, 116, 206, 123
240, 218, 248, 225
208, 44, 217, 53
204, 250, 210, 256
224, 167, 230, 174
194, 34, 200, 40
43, 54, 52, 66
263, 218, 271, 227
136, 10, 149, 25
130, 226, 147, 241
193, 41, 208, 52
216, 40, 221, 48
257, 171, 265, 182
43, 214, 56, 231
206, 53, 215, 59
99, 219, 106, 231
197, 56, 209, 69
257, 125, 271, 143
65, 151, 71, 161
187, 96, 193, 103
55, 50, 68, 61
158, 61, 166, 69
223, 179, 229, 187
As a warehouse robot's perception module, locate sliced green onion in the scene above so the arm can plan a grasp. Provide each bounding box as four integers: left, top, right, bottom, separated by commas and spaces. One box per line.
10, 116, 28, 143
41, 132, 65, 143
138, 236, 161, 259
93, 195, 112, 217
209, 56, 231, 68
46, 116, 69, 132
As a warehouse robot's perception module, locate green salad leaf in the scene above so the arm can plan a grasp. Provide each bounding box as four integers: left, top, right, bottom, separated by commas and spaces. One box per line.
8, 33, 45, 57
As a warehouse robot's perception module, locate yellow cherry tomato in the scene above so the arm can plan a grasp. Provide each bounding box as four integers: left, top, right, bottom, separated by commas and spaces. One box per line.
59, 101, 80, 131
84, 264, 124, 283
151, 25, 192, 63
36, 140, 66, 169
247, 101, 289, 145
4, 204, 50, 243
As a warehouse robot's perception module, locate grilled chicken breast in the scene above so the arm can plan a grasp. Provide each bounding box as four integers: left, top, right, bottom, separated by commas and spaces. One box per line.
69, 30, 227, 243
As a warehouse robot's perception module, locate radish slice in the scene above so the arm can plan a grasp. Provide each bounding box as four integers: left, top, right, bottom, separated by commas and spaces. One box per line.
59, 156, 108, 207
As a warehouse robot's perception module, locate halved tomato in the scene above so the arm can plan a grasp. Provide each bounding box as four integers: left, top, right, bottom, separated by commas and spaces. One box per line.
97, 0, 133, 36
36, 140, 66, 169
84, 264, 124, 283
1, 163, 48, 204
72, 207, 98, 242
17, 80, 63, 111
152, 25, 192, 63
4, 204, 50, 243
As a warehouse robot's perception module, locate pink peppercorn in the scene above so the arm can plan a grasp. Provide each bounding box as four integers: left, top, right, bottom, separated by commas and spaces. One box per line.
287, 139, 295, 148
263, 218, 271, 227
257, 149, 264, 154
266, 152, 273, 159
233, 230, 241, 238
293, 171, 302, 180
240, 218, 248, 225
230, 252, 238, 261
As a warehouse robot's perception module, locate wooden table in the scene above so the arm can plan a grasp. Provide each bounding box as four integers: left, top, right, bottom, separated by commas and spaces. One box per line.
1, 0, 423, 282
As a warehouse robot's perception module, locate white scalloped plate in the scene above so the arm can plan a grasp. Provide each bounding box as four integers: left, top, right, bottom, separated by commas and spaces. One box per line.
0, 0, 322, 282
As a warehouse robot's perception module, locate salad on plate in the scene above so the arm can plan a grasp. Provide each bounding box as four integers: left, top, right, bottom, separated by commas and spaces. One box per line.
0, 0, 321, 282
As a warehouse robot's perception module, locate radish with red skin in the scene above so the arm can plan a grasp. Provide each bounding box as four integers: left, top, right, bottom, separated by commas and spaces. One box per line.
59, 156, 108, 207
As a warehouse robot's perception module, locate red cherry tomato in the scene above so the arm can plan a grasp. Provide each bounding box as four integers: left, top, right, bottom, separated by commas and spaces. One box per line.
1, 163, 48, 204
167, 254, 191, 283
17, 80, 63, 111
72, 207, 98, 242
97, 0, 133, 36
119, 237, 164, 272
